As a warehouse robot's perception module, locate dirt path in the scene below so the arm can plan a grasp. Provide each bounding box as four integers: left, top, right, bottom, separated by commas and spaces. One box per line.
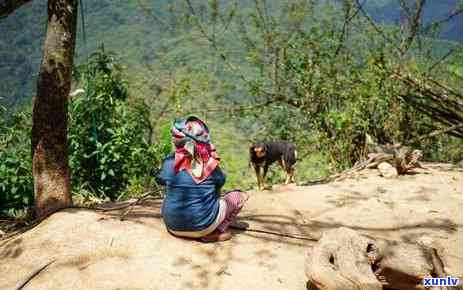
1, 164, 462, 290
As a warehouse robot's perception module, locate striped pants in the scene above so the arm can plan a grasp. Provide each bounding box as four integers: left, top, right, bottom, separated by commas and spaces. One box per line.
216, 190, 247, 233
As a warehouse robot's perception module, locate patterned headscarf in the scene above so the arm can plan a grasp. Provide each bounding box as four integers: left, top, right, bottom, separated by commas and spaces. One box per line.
171, 116, 220, 183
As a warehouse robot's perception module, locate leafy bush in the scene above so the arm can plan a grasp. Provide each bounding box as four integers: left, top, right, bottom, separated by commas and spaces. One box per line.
69, 46, 159, 200
0, 109, 33, 216
233, 2, 460, 170
0, 47, 167, 215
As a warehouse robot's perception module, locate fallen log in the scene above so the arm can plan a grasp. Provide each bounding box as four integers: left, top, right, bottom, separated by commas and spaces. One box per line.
302, 139, 424, 185
366, 135, 425, 175
305, 227, 451, 290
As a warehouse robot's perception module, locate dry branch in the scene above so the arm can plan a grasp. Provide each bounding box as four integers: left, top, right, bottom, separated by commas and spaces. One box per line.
409, 123, 463, 144
303, 140, 425, 185
0, 0, 32, 18
13, 259, 55, 290
229, 223, 319, 242
95, 191, 162, 212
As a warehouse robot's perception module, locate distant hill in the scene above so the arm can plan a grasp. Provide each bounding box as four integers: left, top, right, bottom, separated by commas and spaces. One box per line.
366, 0, 463, 41
0, 0, 461, 112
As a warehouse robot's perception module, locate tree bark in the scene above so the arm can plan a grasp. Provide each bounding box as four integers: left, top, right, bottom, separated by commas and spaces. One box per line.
32, 0, 77, 220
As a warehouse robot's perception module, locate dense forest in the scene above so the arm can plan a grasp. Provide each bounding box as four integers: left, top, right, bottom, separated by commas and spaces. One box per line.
1, 0, 462, 217
1, 1, 463, 110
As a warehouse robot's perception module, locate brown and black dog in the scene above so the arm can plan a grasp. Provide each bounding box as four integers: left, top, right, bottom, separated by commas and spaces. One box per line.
249, 141, 297, 191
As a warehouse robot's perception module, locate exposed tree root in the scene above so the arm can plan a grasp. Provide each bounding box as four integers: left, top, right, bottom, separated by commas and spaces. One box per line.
305, 227, 454, 290
12, 260, 55, 290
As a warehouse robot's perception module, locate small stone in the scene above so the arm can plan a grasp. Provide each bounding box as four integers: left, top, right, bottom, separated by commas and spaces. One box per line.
416, 236, 434, 248
376, 187, 387, 194
378, 162, 398, 178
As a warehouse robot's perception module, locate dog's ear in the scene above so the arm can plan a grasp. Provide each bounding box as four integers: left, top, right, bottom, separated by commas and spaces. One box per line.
248, 140, 256, 152
247, 139, 255, 148
248, 141, 256, 168
249, 145, 255, 158
248, 143, 254, 169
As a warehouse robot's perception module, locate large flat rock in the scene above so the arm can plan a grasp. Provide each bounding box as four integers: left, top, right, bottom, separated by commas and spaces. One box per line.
1, 164, 462, 290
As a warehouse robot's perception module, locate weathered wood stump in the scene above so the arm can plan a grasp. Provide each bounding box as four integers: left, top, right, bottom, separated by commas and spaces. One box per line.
305, 228, 383, 290
366, 134, 425, 175
305, 227, 449, 290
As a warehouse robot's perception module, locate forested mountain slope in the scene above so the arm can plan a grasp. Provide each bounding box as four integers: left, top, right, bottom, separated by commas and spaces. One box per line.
1, 0, 462, 110
1, 0, 462, 213
367, 0, 463, 40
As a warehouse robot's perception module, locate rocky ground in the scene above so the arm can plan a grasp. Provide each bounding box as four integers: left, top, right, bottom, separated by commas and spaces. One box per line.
1, 163, 462, 290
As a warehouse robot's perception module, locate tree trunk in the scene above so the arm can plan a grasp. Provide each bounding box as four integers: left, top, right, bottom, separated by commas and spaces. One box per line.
32, 0, 77, 220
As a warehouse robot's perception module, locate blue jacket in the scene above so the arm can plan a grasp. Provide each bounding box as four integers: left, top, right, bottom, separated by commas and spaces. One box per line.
156, 154, 225, 232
